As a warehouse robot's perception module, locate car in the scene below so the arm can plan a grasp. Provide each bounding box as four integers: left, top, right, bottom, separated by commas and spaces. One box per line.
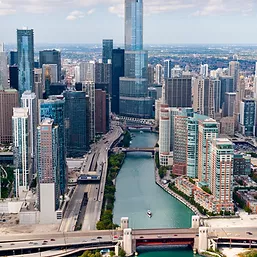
29, 242, 34, 244
42, 243, 47, 245
246, 231, 253, 235
33, 242, 38, 245
10, 243, 15, 245
50, 239, 55, 241
157, 235, 162, 238
174, 234, 178, 236
0, 246, 2, 248
97, 236, 102, 239
113, 235, 118, 238
43, 240, 48, 243
91, 238, 96, 241
139, 236, 144, 239
251, 241, 256, 244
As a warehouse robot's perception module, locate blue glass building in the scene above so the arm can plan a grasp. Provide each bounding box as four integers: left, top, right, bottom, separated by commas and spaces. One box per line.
17, 29, 34, 96
39, 97, 66, 195
119, 0, 153, 118
102, 39, 113, 64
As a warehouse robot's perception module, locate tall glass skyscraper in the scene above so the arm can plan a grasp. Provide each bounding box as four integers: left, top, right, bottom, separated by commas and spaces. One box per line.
102, 39, 113, 64
39, 97, 66, 195
119, 0, 153, 118
17, 29, 34, 96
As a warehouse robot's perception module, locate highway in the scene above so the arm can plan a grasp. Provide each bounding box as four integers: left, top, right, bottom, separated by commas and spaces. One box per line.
60, 123, 123, 232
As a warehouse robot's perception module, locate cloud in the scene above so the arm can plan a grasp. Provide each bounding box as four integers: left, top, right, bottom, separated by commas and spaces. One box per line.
0, 0, 256, 17
66, 10, 84, 21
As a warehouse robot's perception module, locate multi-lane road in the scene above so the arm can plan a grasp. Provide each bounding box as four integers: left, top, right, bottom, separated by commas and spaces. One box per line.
60, 123, 123, 232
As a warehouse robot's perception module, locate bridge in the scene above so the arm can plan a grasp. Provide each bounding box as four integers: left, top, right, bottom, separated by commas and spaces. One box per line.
121, 147, 156, 154
0, 216, 256, 256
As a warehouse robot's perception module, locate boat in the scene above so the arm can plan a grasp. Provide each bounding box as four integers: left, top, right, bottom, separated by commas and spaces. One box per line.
140, 131, 144, 134
147, 210, 152, 218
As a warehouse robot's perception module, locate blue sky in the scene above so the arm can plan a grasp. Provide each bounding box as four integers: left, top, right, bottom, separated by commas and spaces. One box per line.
0, 0, 257, 44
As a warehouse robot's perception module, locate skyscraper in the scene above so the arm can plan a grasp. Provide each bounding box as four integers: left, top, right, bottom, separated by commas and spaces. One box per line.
229, 61, 240, 91
0, 89, 19, 144
39, 49, 61, 81
80, 62, 95, 82
119, 0, 153, 118
10, 51, 18, 66
112, 48, 124, 114
102, 39, 113, 64
12, 107, 30, 198
171, 65, 183, 78
17, 29, 34, 96
39, 97, 66, 195
63, 91, 89, 157
155, 64, 162, 84
95, 60, 112, 94
148, 64, 154, 86
164, 60, 172, 79
219, 76, 234, 108
95, 89, 108, 134
200, 64, 209, 78
37, 118, 61, 224
223, 92, 236, 117
0, 43, 8, 90
165, 76, 192, 108
9, 66, 19, 90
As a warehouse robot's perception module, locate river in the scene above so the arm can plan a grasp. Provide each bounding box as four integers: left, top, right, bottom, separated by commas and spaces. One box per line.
113, 132, 195, 257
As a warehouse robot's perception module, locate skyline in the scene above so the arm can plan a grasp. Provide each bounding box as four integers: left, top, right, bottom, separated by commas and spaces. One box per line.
0, 0, 257, 44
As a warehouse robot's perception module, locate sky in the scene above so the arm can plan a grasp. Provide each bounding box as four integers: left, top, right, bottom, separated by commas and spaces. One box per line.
0, 0, 257, 45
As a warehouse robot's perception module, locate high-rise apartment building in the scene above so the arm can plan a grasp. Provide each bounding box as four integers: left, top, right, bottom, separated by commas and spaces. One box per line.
95, 60, 112, 94
165, 76, 192, 108
200, 64, 209, 78
0, 89, 19, 144
164, 60, 172, 79
0, 43, 8, 90
80, 62, 95, 82
239, 98, 257, 136
219, 76, 234, 108
155, 64, 162, 84
197, 118, 219, 184
210, 138, 234, 211
112, 48, 124, 114
63, 91, 89, 157
148, 64, 154, 86
39, 97, 66, 195
39, 49, 61, 81
212, 79, 221, 117
21, 91, 37, 164
37, 118, 61, 224
223, 92, 236, 117
119, 0, 153, 118
17, 29, 34, 96
102, 39, 113, 64
12, 107, 30, 198
193, 77, 215, 118
229, 61, 240, 91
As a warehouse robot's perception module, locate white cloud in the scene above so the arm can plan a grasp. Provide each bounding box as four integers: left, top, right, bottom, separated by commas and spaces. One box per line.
87, 8, 95, 15
66, 10, 84, 21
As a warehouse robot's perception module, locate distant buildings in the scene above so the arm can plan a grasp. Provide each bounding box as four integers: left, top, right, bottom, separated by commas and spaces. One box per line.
229, 60, 240, 91
155, 64, 162, 84
17, 29, 34, 96
0, 89, 19, 144
0, 43, 8, 90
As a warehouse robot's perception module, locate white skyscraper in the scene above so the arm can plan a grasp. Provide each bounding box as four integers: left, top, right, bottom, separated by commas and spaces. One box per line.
12, 107, 30, 198
171, 65, 183, 78
21, 91, 37, 161
74, 65, 80, 82
155, 64, 162, 84
0, 43, 8, 90
200, 64, 209, 78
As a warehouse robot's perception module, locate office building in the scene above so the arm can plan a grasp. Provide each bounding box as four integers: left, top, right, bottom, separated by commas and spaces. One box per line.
229, 61, 240, 91
200, 64, 209, 78
63, 91, 89, 157
212, 79, 221, 117
102, 39, 113, 64
37, 118, 61, 224
155, 64, 162, 84
80, 61, 95, 82
39, 49, 61, 81
233, 153, 251, 176
10, 51, 18, 66
148, 87, 157, 100
42, 64, 58, 89
95, 60, 112, 94
12, 108, 30, 198
0, 89, 19, 144
119, 0, 153, 118
9, 66, 19, 90
165, 76, 192, 108
219, 76, 234, 108
17, 29, 34, 96
210, 138, 234, 211
0, 44, 8, 90
95, 89, 108, 134
39, 97, 66, 195
193, 77, 215, 118
223, 92, 236, 117
171, 65, 183, 78
21, 91, 37, 164
112, 48, 124, 114
84, 81, 95, 142
220, 117, 235, 136
49, 83, 66, 96
34, 68, 43, 100
197, 118, 219, 184
235, 75, 246, 114
164, 60, 172, 79
148, 64, 154, 86
239, 98, 257, 136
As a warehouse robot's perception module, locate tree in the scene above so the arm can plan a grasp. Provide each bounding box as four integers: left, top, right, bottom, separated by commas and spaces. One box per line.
118, 248, 126, 257
110, 251, 115, 257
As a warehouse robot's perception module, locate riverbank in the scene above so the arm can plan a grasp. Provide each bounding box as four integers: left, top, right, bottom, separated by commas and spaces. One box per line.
154, 167, 202, 216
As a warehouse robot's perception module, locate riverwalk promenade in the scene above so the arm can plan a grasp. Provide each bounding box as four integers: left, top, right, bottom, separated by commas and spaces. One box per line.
154, 169, 202, 216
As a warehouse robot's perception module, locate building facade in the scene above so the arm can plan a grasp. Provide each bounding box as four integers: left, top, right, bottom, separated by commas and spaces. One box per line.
102, 39, 113, 64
